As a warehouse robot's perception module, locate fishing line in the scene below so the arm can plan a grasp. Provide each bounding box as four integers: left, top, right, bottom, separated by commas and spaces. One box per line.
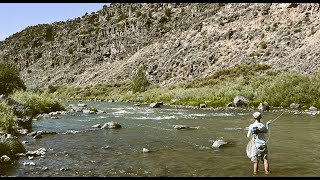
266, 111, 285, 143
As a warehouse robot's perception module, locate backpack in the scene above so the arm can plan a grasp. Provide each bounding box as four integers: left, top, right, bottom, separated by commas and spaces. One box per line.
251, 124, 267, 134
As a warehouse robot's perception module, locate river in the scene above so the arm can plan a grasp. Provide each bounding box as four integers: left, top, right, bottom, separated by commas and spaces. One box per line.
2, 101, 319, 177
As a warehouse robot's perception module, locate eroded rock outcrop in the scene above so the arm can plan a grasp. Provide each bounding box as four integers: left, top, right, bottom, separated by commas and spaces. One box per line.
0, 3, 319, 88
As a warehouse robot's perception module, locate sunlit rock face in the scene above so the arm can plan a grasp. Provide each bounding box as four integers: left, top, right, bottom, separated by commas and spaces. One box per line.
1, 3, 320, 88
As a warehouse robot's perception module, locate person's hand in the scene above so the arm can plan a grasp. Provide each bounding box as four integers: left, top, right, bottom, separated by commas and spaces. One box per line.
266, 120, 272, 125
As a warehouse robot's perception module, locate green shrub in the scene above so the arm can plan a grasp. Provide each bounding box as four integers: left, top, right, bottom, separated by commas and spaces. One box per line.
0, 138, 26, 158
52, 65, 320, 109
132, 66, 150, 94
0, 64, 26, 95
207, 98, 230, 107
47, 85, 58, 93
259, 71, 320, 107
0, 103, 16, 133
164, 8, 173, 17
159, 17, 169, 25
258, 41, 267, 49
135, 11, 142, 17
45, 26, 54, 41
10, 91, 65, 116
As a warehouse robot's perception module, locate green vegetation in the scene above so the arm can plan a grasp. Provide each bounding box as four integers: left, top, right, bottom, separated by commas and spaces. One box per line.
0, 63, 26, 95
53, 82, 131, 100
135, 11, 142, 17
0, 103, 16, 134
132, 66, 150, 94
45, 26, 54, 41
51, 64, 320, 109
10, 91, 65, 117
164, 8, 173, 18
159, 17, 169, 25
0, 137, 26, 159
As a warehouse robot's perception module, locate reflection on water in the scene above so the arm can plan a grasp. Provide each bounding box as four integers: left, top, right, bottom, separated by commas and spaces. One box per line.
2, 101, 320, 177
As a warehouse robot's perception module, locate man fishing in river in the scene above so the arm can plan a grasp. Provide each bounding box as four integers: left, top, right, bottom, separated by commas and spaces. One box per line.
247, 112, 272, 175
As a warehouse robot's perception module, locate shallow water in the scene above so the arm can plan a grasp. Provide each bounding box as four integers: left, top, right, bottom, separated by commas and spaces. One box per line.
2, 101, 320, 177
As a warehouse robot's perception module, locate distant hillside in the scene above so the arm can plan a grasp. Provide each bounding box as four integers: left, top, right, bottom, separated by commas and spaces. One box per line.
0, 3, 319, 89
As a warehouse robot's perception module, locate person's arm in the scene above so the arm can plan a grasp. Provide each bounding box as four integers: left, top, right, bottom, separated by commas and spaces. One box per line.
266, 120, 272, 130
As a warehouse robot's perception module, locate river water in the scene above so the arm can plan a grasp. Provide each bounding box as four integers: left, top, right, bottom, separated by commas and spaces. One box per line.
2, 101, 320, 177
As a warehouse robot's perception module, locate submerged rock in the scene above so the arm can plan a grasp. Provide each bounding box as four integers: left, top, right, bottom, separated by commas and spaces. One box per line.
174, 125, 190, 129
91, 124, 101, 128
23, 162, 36, 166
83, 109, 95, 114
78, 103, 87, 107
143, 148, 150, 153
149, 102, 162, 108
26, 148, 46, 156
102, 145, 110, 149
101, 121, 121, 129
212, 139, 228, 148
28, 130, 57, 139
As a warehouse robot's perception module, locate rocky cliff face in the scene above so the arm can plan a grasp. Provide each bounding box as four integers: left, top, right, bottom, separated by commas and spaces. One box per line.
0, 3, 319, 88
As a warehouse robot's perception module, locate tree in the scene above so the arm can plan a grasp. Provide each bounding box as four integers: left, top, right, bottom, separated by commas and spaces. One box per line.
132, 66, 150, 93
0, 63, 26, 95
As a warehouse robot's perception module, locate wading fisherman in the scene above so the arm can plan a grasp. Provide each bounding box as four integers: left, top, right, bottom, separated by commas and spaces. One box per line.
247, 112, 272, 175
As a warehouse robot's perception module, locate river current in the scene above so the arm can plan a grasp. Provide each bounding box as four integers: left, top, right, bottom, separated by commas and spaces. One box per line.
2, 101, 320, 177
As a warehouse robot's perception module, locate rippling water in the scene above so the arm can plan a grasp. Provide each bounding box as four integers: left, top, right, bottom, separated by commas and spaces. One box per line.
2, 101, 320, 177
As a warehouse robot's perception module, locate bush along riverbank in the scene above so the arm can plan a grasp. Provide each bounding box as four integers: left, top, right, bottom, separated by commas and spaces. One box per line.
0, 91, 65, 168
52, 64, 320, 110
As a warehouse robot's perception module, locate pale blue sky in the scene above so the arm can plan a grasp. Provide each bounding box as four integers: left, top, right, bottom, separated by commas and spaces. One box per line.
0, 3, 110, 41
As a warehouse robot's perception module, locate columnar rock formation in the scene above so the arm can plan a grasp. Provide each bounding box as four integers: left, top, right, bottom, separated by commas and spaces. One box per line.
0, 3, 319, 88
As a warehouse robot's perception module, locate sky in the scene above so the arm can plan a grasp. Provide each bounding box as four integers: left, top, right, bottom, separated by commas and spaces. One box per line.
0, 3, 110, 41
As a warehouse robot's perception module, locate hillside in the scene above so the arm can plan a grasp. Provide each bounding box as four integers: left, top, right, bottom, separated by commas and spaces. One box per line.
0, 3, 319, 89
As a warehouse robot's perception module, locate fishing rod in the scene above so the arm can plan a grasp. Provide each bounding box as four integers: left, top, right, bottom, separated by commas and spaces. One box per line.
266, 111, 285, 143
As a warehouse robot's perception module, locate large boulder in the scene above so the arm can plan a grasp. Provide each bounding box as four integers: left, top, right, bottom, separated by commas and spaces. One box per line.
199, 104, 206, 108
233, 96, 250, 107
290, 103, 301, 109
308, 106, 318, 111
257, 101, 270, 111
